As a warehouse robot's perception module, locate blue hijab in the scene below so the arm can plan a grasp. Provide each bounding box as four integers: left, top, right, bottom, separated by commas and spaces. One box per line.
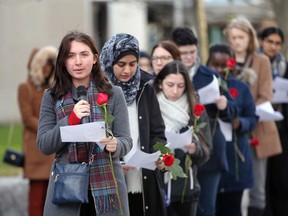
100, 33, 141, 105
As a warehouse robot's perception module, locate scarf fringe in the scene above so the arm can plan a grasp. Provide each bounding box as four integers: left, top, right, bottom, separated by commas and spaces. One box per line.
94, 193, 120, 215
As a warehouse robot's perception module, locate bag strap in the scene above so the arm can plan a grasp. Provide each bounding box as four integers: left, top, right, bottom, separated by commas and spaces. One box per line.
6, 122, 15, 147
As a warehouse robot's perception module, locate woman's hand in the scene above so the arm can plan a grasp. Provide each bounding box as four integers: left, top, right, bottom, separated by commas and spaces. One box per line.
122, 164, 135, 174
73, 100, 90, 119
215, 95, 227, 110
100, 136, 117, 153
185, 143, 196, 155
232, 118, 240, 129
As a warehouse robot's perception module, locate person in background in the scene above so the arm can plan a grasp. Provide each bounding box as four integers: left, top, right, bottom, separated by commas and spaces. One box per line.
100, 33, 167, 216
18, 46, 57, 216
258, 26, 288, 216
154, 60, 212, 216
151, 40, 181, 75
207, 43, 258, 216
171, 26, 238, 216
224, 17, 282, 216
139, 50, 153, 74
37, 31, 132, 216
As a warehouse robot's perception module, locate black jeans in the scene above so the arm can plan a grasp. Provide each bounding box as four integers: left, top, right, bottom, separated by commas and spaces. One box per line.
80, 190, 96, 216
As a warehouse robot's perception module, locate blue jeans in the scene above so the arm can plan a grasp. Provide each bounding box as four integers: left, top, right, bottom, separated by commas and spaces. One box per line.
197, 171, 221, 216
249, 152, 267, 209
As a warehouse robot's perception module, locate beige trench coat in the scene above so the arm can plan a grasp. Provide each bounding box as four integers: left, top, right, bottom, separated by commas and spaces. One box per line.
246, 53, 282, 158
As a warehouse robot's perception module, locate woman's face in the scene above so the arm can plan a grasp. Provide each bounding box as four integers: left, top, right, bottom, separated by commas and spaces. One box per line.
207, 52, 230, 77
160, 73, 186, 101
151, 47, 173, 75
65, 40, 96, 87
228, 28, 250, 54
43, 62, 53, 79
260, 33, 283, 60
113, 54, 138, 82
139, 56, 152, 73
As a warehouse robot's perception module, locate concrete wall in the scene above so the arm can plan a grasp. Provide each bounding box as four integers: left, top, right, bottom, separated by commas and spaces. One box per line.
0, 0, 92, 124
107, 2, 148, 51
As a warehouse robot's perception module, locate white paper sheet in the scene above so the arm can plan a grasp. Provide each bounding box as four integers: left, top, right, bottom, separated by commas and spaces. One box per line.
60, 121, 106, 149
198, 75, 220, 105
256, 101, 284, 121
165, 127, 193, 152
217, 119, 233, 142
123, 149, 161, 170
272, 77, 288, 104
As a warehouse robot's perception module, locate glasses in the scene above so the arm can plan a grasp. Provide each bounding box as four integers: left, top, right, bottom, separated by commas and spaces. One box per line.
264, 39, 282, 47
151, 56, 172, 63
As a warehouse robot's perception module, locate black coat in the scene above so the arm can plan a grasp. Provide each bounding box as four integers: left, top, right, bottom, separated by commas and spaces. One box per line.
136, 71, 167, 216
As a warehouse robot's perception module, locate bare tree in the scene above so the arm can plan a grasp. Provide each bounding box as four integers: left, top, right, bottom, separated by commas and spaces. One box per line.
195, 0, 209, 63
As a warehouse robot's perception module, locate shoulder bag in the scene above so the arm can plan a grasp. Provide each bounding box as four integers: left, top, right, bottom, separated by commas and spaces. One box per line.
3, 123, 24, 167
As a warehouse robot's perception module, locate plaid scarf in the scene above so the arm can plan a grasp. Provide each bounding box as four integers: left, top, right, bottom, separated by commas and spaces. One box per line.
54, 80, 119, 215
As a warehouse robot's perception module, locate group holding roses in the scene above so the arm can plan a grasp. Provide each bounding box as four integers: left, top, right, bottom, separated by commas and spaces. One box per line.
36, 18, 285, 216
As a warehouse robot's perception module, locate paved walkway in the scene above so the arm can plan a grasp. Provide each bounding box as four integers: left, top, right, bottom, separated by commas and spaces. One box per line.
0, 175, 28, 216
0, 174, 248, 216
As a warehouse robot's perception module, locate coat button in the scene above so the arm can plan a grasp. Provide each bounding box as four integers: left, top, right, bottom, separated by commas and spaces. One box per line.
141, 146, 144, 150
145, 206, 149, 210
143, 176, 147, 180
139, 116, 142, 119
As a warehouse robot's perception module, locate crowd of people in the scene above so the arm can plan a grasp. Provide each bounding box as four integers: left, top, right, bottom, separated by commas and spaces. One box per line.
17, 15, 288, 216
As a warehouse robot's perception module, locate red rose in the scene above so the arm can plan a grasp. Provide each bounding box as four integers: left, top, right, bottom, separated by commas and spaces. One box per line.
229, 88, 239, 99
250, 138, 259, 147
226, 58, 236, 69
97, 93, 109, 105
163, 154, 174, 167
193, 104, 205, 117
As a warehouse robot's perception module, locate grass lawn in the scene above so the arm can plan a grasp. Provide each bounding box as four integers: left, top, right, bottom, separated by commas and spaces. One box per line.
0, 124, 24, 176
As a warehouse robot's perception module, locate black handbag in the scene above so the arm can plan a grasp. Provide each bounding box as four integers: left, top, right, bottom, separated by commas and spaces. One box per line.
52, 161, 89, 204
3, 124, 24, 167
3, 148, 24, 167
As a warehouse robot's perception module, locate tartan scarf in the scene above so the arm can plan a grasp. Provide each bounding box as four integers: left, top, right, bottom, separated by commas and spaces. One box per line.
54, 80, 119, 215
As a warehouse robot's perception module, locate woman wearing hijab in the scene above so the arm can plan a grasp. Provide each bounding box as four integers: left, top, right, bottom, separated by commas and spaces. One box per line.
100, 33, 167, 216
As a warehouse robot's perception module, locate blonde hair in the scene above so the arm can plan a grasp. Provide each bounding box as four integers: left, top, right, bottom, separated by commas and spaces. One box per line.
224, 16, 259, 54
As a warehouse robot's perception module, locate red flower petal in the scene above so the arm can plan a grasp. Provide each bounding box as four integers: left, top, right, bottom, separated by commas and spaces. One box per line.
226, 58, 236, 69
229, 88, 239, 99
163, 154, 174, 167
250, 138, 260, 147
193, 104, 205, 117
97, 93, 109, 105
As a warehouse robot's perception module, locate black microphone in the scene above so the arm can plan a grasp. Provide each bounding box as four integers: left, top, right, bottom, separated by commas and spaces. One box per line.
77, 85, 89, 124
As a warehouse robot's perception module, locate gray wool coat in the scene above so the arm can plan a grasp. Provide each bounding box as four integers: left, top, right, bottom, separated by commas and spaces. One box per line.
37, 85, 132, 216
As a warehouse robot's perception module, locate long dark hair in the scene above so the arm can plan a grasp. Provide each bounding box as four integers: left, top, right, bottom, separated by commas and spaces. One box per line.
154, 60, 197, 117
258, 26, 285, 43
51, 31, 112, 100
154, 60, 211, 156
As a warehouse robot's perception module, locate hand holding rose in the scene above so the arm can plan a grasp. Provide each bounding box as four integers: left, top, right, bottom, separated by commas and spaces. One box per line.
100, 136, 117, 153
185, 143, 196, 155
215, 95, 227, 110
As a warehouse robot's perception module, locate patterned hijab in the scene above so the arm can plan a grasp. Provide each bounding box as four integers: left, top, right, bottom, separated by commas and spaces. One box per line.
100, 33, 141, 105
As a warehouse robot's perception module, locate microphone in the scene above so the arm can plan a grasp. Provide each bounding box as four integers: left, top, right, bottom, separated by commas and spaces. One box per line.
77, 85, 89, 124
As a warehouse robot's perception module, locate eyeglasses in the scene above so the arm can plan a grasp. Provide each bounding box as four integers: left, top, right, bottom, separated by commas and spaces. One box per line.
151, 56, 172, 63
264, 39, 282, 47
